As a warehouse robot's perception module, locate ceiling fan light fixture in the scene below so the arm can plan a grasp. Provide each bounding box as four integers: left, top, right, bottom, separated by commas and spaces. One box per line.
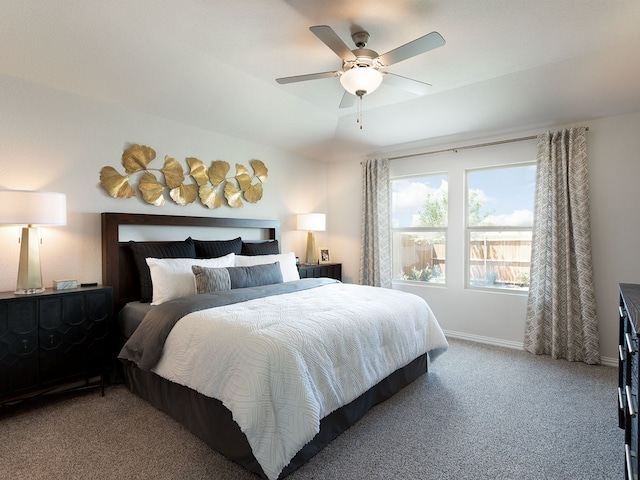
340, 67, 383, 96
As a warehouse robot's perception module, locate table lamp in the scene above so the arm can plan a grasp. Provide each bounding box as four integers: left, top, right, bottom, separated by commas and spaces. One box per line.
0, 190, 67, 294
297, 213, 326, 264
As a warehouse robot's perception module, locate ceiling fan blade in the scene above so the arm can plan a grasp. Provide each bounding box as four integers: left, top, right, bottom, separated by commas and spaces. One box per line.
310, 25, 357, 61
276, 71, 339, 84
339, 91, 356, 108
383, 72, 432, 95
377, 31, 445, 67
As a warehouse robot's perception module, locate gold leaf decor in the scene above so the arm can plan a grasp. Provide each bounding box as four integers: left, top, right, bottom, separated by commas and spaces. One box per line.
244, 183, 264, 204
208, 160, 230, 187
161, 156, 185, 189
224, 182, 243, 208
138, 172, 165, 206
251, 159, 268, 184
99, 166, 137, 198
199, 185, 224, 209
99, 144, 269, 208
186, 157, 209, 186
170, 183, 198, 206
122, 144, 156, 174
235, 164, 253, 192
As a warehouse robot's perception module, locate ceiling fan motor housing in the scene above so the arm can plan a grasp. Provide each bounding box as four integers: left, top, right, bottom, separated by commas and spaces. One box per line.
351, 30, 370, 48
342, 49, 381, 71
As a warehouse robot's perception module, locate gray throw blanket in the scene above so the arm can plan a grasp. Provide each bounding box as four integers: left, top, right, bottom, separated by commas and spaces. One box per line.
119, 278, 338, 370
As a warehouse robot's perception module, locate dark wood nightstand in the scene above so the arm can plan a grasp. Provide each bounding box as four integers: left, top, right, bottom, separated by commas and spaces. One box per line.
298, 263, 342, 282
0, 286, 113, 405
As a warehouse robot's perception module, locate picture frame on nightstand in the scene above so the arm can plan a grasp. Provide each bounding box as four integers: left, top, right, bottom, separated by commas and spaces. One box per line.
319, 248, 330, 264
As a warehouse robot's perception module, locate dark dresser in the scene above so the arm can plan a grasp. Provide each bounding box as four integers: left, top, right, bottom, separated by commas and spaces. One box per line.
298, 263, 342, 282
0, 286, 113, 405
619, 283, 640, 479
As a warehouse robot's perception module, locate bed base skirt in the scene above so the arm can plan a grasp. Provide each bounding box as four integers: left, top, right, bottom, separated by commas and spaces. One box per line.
122, 354, 427, 479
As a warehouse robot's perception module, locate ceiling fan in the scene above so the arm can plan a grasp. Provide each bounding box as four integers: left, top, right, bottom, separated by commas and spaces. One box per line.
276, 25, 445, 108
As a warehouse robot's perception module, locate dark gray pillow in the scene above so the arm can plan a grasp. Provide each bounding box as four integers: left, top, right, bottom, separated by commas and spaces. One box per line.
226, 262, 283, 288
241, 240, 279, 256
129, 238, 196, 302
190, 236, 242, 258
192, 262, 283, 294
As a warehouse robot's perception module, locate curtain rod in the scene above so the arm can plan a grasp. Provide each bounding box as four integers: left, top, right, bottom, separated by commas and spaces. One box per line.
388, 127, 589, 161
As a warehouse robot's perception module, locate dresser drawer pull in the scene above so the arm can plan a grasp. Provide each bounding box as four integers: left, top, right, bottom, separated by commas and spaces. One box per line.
626, 385, 637, 418
626, 333, 637, 355
620, 387, 626, 410
620, 345, 626, 361
621, 306, 627, 318
625, 444, 635, 480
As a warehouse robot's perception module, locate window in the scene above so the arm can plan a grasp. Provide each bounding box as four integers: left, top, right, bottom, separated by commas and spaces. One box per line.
391, 174, 447, 284
466, 164, 536, 291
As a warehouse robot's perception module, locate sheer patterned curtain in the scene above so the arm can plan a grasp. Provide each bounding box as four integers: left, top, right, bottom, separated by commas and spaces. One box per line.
360, 158, 392, 287
524, 127, 600, 364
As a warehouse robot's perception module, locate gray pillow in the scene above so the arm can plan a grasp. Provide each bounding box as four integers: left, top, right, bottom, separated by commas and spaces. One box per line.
226, 262, 283, 289
192, 265, 232, 294
192, 262, 283, 294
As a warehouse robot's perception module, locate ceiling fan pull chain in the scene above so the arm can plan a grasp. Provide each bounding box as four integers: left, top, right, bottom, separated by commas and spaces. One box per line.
356, 90, 365, 129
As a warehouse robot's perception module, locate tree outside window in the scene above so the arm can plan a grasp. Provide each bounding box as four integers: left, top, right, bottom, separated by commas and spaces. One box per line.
392, 174, 448, 284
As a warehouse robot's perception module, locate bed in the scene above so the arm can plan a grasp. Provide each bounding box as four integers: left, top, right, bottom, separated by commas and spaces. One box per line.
101, 212, 448, 479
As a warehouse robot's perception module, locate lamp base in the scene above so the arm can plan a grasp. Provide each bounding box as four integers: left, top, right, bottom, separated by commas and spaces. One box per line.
15, 226, 44, 294
15, 287, 46, 295
305, 231, 317, 264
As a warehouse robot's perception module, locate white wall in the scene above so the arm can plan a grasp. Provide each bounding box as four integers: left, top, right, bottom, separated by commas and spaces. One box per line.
0, 73, 328, 292
328, 112, 640, 364
588, 113, 640, 364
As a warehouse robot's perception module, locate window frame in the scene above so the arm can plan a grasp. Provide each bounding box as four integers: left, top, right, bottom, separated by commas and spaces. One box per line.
390, 172, 448, 287
464, 162, 536, 294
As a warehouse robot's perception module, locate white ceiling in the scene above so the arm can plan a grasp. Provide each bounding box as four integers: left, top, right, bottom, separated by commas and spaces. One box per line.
2, 0, 640, 162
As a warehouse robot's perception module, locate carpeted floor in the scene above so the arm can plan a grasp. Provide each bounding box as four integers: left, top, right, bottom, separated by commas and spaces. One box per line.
0, 338, 622, 479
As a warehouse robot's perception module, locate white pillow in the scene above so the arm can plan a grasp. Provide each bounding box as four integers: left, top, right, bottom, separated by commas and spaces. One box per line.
235, 252, 300, 282
146, 253, 235, 305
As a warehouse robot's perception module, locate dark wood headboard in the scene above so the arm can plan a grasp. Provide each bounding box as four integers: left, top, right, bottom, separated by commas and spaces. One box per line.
101, 212, 281, 312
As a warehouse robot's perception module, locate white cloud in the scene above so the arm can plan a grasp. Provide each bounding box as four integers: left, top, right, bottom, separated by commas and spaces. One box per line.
485, 209, 534, 227
393, 179, 447, 210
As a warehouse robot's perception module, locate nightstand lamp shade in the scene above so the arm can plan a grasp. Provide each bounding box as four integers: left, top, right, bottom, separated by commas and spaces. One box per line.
297, 213, 325, 265
0, 190, 67, 294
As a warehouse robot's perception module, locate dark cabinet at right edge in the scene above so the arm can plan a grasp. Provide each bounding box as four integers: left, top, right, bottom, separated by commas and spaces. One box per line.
619, 283, 640, 480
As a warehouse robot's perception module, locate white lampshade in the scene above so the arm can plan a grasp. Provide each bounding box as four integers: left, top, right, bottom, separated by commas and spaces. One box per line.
0, 190, 67, 294
0, 190, 67, 226
340, 67, 383, 96
297, 213, 326, 232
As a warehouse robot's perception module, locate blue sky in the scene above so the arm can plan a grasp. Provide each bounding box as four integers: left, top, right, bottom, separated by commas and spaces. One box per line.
392, 165, 536, 227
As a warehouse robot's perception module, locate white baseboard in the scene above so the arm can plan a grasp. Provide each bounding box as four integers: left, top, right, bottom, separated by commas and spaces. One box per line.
443, 329, 617, 368
443, 329, 524, 350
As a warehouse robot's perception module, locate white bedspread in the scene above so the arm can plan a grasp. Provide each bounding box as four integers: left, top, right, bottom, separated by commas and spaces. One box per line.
152, 282, 448, 480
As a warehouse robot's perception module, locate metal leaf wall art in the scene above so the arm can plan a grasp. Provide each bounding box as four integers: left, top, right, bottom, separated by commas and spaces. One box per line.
100, 144, 268, 208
